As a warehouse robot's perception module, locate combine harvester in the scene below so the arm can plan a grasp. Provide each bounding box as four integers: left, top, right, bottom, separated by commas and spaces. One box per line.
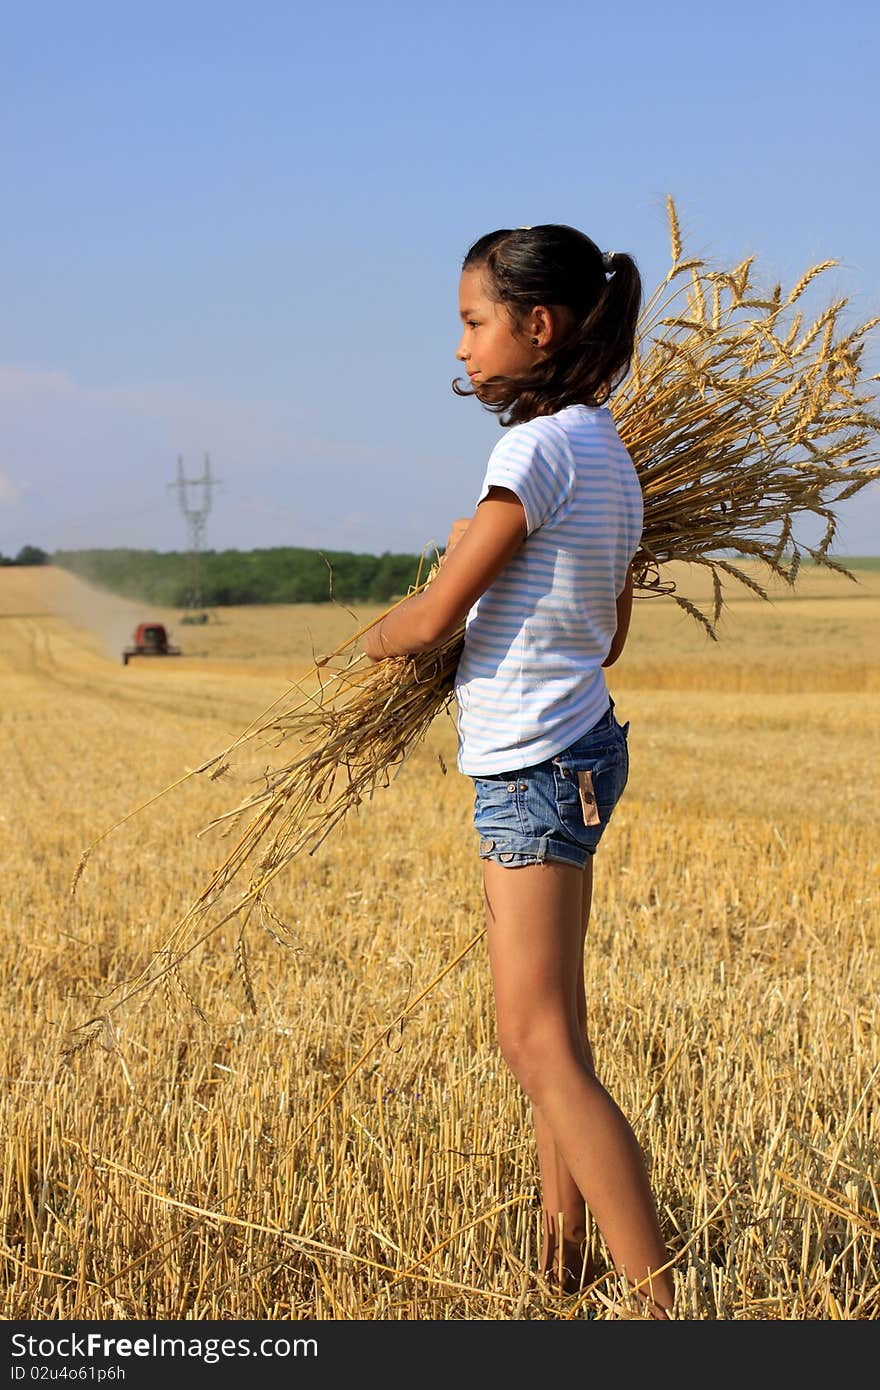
121, 621, 182, 667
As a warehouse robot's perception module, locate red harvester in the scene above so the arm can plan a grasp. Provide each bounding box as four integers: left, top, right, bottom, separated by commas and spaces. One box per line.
122, 622, 182, 667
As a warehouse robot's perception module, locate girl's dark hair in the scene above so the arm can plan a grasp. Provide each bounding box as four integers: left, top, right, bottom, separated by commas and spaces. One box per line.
453, 224, 642, 425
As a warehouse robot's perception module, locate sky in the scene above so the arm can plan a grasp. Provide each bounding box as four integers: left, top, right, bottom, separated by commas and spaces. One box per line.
2, 0, 879, 559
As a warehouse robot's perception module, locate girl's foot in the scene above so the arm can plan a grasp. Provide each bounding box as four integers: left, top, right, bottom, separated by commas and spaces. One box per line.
541, 1235, 593, 1295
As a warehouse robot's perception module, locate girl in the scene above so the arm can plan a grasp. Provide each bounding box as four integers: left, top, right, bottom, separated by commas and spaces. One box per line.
363, 224, 674, 1318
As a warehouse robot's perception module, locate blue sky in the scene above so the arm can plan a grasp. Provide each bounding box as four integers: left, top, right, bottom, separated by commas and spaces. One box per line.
2, 0, 878, 558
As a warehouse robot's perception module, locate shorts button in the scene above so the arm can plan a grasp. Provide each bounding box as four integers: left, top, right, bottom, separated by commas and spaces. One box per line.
519, 783, 527, 791
507, 782, 516, 792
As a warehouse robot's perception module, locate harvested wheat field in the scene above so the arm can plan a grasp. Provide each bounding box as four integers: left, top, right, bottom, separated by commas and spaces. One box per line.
1, 561, 878, 1321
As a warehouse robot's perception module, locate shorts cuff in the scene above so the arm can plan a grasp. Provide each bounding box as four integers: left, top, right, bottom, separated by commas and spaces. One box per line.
477, 834, 590, 869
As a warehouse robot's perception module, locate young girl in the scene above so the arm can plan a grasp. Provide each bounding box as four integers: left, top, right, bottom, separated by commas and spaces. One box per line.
363, 224, 675, 1318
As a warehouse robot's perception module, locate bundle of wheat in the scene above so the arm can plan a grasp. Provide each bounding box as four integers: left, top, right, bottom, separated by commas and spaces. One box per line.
67, 197, 879, 1043
619, 198, 879, 632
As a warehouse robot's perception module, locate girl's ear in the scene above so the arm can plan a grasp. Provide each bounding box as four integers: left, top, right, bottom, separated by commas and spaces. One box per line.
529, 304, 559, 349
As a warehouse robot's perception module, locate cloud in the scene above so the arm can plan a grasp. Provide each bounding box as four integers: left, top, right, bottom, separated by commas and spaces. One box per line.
0, 364, 388, 550
1, 364, 876, 558
0, 362, 453, 553
0, 471, 19, 505
0, 367, 76, 404
0, 364, 309, 461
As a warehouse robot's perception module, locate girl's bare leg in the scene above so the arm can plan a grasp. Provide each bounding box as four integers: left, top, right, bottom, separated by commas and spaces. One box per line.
533, 862, 594, 1290
533, 1116, 590, 1289
483, 857, 674, 1315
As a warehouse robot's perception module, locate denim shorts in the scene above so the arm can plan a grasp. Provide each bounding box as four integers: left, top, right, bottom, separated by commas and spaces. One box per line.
471, 700, 630, 870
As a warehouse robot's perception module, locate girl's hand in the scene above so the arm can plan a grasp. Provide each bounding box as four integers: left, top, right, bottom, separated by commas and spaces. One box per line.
602, 563, 635, 667
361, 489, 526, 661
363, 619, 390, 663
363, 515, 474, 662
442, 516, 472, 562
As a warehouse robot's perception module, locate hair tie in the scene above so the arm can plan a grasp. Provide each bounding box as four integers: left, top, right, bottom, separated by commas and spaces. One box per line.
602, 250, 616, 272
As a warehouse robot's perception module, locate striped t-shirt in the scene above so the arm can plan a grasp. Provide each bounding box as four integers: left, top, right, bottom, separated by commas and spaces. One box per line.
454, 403, 643, 775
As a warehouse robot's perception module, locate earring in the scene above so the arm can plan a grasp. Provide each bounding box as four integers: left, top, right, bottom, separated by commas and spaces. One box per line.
531, 336, 539, 345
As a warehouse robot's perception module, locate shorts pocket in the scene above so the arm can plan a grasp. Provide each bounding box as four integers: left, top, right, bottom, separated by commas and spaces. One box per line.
473, 774, 521, 838
552, 737, 628, 841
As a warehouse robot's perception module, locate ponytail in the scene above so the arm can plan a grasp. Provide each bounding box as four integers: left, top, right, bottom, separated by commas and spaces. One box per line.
578, 249, 642, 400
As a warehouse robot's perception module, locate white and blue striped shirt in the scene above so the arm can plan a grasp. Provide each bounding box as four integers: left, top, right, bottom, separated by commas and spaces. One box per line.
454, 403, 643, 775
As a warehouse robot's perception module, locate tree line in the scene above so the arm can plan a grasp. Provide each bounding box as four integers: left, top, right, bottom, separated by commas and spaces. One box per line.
1, 545, 49, 566
49, 546, 431, 606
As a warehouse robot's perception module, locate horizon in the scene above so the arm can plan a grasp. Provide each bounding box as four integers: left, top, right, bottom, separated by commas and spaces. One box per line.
4, 543, 877, 568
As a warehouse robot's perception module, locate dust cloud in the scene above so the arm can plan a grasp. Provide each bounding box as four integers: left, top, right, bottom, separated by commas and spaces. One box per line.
9, 566, 175, 664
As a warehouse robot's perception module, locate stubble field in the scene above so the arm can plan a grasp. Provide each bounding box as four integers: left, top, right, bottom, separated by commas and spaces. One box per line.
1, 561, 878, 1320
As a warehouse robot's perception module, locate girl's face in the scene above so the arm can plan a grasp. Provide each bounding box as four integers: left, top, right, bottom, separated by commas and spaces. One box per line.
456, 267, 541, 399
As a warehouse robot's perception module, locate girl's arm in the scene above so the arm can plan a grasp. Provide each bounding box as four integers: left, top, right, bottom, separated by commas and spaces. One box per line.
363, 487, 527, 660
601, 563, 634, 667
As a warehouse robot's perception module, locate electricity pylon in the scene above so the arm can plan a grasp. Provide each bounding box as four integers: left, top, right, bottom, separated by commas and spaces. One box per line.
168, 454, 221, 610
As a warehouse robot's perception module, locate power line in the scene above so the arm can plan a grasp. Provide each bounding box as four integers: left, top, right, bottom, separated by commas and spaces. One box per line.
168, 453, 222, 610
